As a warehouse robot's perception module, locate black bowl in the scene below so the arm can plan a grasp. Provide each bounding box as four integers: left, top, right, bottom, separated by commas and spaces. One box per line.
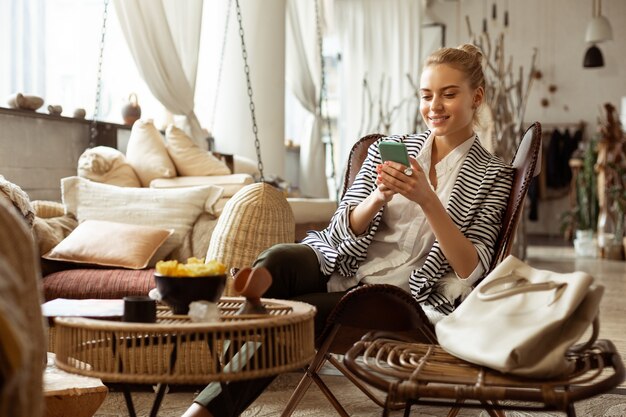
154, 273, 227, 315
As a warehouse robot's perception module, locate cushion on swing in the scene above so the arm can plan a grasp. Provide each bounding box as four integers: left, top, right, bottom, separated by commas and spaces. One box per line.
77, 146, 141, 187
126, 119, 177, 187
149, 173, 254, 198
165, 125, 231, 176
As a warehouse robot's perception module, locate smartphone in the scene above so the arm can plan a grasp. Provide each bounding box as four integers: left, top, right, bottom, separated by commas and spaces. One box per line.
378, 141, 410, 166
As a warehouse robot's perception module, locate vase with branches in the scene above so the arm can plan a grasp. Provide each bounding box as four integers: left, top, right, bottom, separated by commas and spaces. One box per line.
596, 103, 626, 259
465, 16, 537, 163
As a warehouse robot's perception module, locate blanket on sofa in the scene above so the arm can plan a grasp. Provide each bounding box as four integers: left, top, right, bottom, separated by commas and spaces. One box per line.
0, 174, 35, 226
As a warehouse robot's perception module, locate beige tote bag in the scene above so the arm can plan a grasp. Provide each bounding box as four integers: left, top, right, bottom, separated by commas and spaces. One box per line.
436, 255, 604, 378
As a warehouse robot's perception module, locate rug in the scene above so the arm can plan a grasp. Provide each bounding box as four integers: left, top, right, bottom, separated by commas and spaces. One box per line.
94, 372, 626, 417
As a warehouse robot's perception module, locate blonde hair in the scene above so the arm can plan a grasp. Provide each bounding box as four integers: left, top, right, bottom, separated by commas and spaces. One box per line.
424, 43, 485, 91
424, 44, 486, 124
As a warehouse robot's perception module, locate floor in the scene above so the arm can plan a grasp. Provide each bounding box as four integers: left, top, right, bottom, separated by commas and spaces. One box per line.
93, 239, 626, 416
525, 239, 626, 390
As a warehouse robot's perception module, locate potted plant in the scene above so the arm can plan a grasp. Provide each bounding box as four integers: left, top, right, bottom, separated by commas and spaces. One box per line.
561, 141, 598, 256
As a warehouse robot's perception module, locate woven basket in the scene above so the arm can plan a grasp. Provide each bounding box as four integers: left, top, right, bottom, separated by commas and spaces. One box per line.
207, 183, 295, 294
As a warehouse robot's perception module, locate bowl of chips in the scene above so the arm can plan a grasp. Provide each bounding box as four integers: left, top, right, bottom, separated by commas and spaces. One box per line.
154, 258, 227, 315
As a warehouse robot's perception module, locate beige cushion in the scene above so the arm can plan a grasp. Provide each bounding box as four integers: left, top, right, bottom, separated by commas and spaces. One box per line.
149, 174, 254, 197
233, 154, 261, 176
43, 220, 173, 269
126, 120, 177, 186
31, 200, 66, 219
32, 215, 78, 256
61, 176, 224, 261
165, 124, 231, 176
287, 198, 338, 224
77, 146, 141, 187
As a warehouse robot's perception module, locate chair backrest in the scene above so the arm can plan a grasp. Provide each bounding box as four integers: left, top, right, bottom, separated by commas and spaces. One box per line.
341, 133, 385, 199
320, 284, 437, 353
488, 122, 542, 271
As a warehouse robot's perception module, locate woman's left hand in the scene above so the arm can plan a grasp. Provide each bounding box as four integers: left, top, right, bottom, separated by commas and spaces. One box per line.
377, 158, 434, 205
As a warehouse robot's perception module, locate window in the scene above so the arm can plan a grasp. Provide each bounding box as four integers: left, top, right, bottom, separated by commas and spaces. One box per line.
0, 0, 165, 126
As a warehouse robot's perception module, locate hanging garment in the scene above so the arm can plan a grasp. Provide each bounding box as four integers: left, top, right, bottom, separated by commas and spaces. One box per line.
546, 128, 581, 189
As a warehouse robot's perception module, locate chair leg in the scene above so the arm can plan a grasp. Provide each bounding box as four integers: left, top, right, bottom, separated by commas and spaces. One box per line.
309, 371, 350, 417
566, 403, 577, 417
280, 326, 341, 417
280, 370, 316, 417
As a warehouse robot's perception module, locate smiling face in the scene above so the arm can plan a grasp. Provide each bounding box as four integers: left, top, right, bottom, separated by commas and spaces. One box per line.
419, 63, 484, 144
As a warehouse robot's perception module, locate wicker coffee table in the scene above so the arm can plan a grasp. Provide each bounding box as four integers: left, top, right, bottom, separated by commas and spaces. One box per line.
53, 297, 315, 417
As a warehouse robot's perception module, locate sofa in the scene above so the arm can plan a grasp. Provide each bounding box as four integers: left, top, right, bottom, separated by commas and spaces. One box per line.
26, 120, 336, 302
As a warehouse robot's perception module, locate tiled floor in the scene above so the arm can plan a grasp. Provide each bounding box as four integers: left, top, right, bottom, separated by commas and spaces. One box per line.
526, 241, 626, 389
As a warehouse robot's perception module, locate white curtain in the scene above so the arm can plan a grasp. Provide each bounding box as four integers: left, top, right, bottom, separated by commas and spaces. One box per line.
334, 0, 422, 166
286, 0, 328, 198
113, 0, 206, 148
0, 0, 45, 97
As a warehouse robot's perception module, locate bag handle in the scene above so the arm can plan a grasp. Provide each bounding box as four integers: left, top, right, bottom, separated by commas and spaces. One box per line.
477, 270, 567, 305
568, 316, 600, 354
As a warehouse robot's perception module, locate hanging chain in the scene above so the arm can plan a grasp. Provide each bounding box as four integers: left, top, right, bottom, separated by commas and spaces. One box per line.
235, 0, 265, 182
89, 0, 110, 148
209, 0, 233, 133
314, 0, 337, 197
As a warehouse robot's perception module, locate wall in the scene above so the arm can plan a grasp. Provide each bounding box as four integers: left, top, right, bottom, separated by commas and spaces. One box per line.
0, 108, 127, 202
424, 0, 626, 236
425, 0, 626, 134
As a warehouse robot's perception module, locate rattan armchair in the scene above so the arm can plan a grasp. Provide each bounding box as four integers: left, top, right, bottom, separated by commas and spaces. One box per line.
280, 123, 543, 417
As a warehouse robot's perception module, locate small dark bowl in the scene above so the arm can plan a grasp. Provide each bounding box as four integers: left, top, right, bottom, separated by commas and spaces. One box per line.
154, 273, 227, 315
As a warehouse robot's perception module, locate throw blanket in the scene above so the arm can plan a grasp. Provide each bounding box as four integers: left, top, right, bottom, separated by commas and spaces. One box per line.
0, 175, 35, 226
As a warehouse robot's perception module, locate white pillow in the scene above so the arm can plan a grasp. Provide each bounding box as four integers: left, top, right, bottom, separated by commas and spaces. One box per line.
165, 124, 231, 176
126, 119, 177, 186
149, 174, 254, 197
77, 146, 141, 187
61, 176, 224, 261
233, 155, 261, 176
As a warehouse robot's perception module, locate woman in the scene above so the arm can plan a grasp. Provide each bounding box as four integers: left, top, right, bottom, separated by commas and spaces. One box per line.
183, 43, 514, 417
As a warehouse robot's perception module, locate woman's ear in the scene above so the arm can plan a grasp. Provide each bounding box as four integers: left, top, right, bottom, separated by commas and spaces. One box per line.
473, 87, 485, 109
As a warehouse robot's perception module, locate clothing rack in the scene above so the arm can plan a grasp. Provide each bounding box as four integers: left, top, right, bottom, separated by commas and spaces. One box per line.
531, 121, 587, 203
540, 121, 587, 141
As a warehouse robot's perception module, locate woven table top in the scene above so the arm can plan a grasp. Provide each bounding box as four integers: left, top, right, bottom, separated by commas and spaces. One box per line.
53, 297, 316, 384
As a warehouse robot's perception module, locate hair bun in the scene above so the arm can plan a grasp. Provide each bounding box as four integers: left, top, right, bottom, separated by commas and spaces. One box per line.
458, 43, 484, 65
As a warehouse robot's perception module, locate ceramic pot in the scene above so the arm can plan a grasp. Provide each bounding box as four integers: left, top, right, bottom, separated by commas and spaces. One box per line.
122, 93, 141, 126
233, 267, 272, 315
47, 104, 63, 116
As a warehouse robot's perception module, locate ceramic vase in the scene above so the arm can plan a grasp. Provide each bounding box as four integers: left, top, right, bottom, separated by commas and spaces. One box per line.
233, 267, 272, 315
122, 93, 141, 126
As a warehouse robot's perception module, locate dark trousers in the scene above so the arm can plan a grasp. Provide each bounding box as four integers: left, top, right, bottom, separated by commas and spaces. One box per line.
195, 243, 346, 417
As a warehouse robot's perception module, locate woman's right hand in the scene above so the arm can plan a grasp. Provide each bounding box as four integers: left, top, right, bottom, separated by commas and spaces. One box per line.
348, 163, 396, 235
374, 163, 396, 204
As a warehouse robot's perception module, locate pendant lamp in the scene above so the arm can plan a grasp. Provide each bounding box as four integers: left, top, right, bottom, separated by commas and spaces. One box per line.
583, 44, 604, 68
585, 0, 613, 43
582, 0, 611, 68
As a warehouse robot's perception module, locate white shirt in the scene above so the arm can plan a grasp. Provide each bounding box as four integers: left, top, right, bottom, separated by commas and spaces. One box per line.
327, 132, 484, 292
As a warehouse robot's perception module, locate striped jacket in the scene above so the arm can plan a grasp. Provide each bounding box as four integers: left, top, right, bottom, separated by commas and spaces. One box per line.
302, 130, 514, 314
